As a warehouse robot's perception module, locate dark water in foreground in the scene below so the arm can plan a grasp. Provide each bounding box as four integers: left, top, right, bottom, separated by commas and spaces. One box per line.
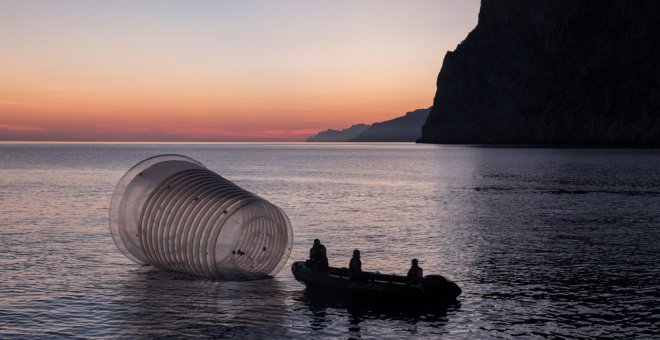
1, 143, 659, 338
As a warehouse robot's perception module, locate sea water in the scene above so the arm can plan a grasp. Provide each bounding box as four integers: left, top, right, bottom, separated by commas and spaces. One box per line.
1, 143, 659, 338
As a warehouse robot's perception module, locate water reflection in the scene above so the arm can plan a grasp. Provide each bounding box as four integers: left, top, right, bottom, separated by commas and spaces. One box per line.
460, 148, 660, 338
114, 267, 289, 337
296, 288, 452, 337
4, 144, 659, 338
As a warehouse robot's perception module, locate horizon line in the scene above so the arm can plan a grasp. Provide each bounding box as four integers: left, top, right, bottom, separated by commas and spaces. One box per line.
0, 140, 417, 145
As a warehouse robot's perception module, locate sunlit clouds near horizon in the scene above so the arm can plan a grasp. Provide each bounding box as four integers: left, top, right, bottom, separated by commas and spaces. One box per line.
0, 0, 479, 141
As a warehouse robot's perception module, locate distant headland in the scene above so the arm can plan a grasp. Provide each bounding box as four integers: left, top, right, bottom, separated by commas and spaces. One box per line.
307, 108, 430, 142
307, 124, 370, 142
419, 0, 660, 146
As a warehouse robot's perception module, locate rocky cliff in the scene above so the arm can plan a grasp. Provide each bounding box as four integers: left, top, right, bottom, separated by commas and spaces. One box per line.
419, 0, 660, 146
350, 108, 430, 142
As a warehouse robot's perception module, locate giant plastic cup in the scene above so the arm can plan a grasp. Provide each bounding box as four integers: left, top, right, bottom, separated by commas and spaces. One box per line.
109, 155, 293, 280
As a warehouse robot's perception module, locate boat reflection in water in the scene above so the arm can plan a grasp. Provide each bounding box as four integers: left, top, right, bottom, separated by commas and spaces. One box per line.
297, 286, 457, 337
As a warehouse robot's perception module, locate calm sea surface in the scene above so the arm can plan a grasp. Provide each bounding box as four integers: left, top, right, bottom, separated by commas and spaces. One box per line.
1, 143, 659, 338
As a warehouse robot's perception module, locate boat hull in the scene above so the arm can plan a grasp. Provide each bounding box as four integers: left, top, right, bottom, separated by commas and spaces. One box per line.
291, 261, 461, 304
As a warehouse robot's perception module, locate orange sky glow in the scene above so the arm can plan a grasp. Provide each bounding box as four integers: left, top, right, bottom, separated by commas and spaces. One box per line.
0, 0, 479, 141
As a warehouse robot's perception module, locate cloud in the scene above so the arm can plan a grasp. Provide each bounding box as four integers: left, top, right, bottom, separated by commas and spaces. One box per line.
0, 123, 43, 132
162, 126, 319, 141
0, 122, 318, 142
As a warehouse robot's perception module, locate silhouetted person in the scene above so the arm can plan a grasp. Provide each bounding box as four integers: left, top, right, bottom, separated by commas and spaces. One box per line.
407, 258, 423, 284
307, 239, 328, 271
348, 249, 364, 281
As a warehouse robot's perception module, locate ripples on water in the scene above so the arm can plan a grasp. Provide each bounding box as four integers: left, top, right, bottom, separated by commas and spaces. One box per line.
1, 144, 659, 338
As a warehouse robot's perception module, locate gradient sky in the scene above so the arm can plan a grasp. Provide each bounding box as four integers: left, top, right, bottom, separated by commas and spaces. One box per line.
0, 0, 480, 141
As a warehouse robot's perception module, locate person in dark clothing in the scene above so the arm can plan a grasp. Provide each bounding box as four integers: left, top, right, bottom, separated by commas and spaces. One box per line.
307, 239, 328, 271
348, 249, 364, 281
406, 258, 423, 284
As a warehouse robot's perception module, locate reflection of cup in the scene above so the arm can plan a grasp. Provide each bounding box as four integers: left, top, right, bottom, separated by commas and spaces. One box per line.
116, 269, 290, 337
109, 154, 293, 280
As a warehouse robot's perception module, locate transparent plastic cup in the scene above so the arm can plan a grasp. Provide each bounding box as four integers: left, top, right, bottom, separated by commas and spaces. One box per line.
109, 154, 293, 280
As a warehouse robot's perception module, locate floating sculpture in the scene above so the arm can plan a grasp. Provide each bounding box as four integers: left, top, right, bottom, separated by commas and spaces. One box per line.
109, 155, 293, 280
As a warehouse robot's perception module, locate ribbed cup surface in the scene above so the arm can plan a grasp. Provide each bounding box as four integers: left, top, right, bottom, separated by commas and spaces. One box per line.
109, 155, 293, 280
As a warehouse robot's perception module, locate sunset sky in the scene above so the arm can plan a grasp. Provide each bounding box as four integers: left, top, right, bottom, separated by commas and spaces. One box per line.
0, 0, 480, 141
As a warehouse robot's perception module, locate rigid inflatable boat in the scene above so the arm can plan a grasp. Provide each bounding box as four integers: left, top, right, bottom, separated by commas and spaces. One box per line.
291, 261, 461, 304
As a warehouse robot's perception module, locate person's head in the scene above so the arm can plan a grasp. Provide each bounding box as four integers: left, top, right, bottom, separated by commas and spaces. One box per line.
313, 239, 320, 246
353, 249, 360, 257
411, 258, 418, 266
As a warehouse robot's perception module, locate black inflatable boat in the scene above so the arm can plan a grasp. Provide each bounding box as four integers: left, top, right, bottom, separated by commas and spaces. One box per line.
291, 261, 461, 304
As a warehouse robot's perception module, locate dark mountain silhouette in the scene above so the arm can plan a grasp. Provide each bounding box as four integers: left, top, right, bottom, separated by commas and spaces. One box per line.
307, 124, 370, 142
350, 108, 431, 142
419, 0, 660, 146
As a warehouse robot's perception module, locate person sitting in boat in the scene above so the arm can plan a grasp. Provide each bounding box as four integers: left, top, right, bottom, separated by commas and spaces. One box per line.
307, 239, 328, 271
348, 249, 365, 281
406, 258, 424, 284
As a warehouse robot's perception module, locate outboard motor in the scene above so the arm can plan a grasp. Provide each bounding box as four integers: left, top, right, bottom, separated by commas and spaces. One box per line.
423, 275, 462, 301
